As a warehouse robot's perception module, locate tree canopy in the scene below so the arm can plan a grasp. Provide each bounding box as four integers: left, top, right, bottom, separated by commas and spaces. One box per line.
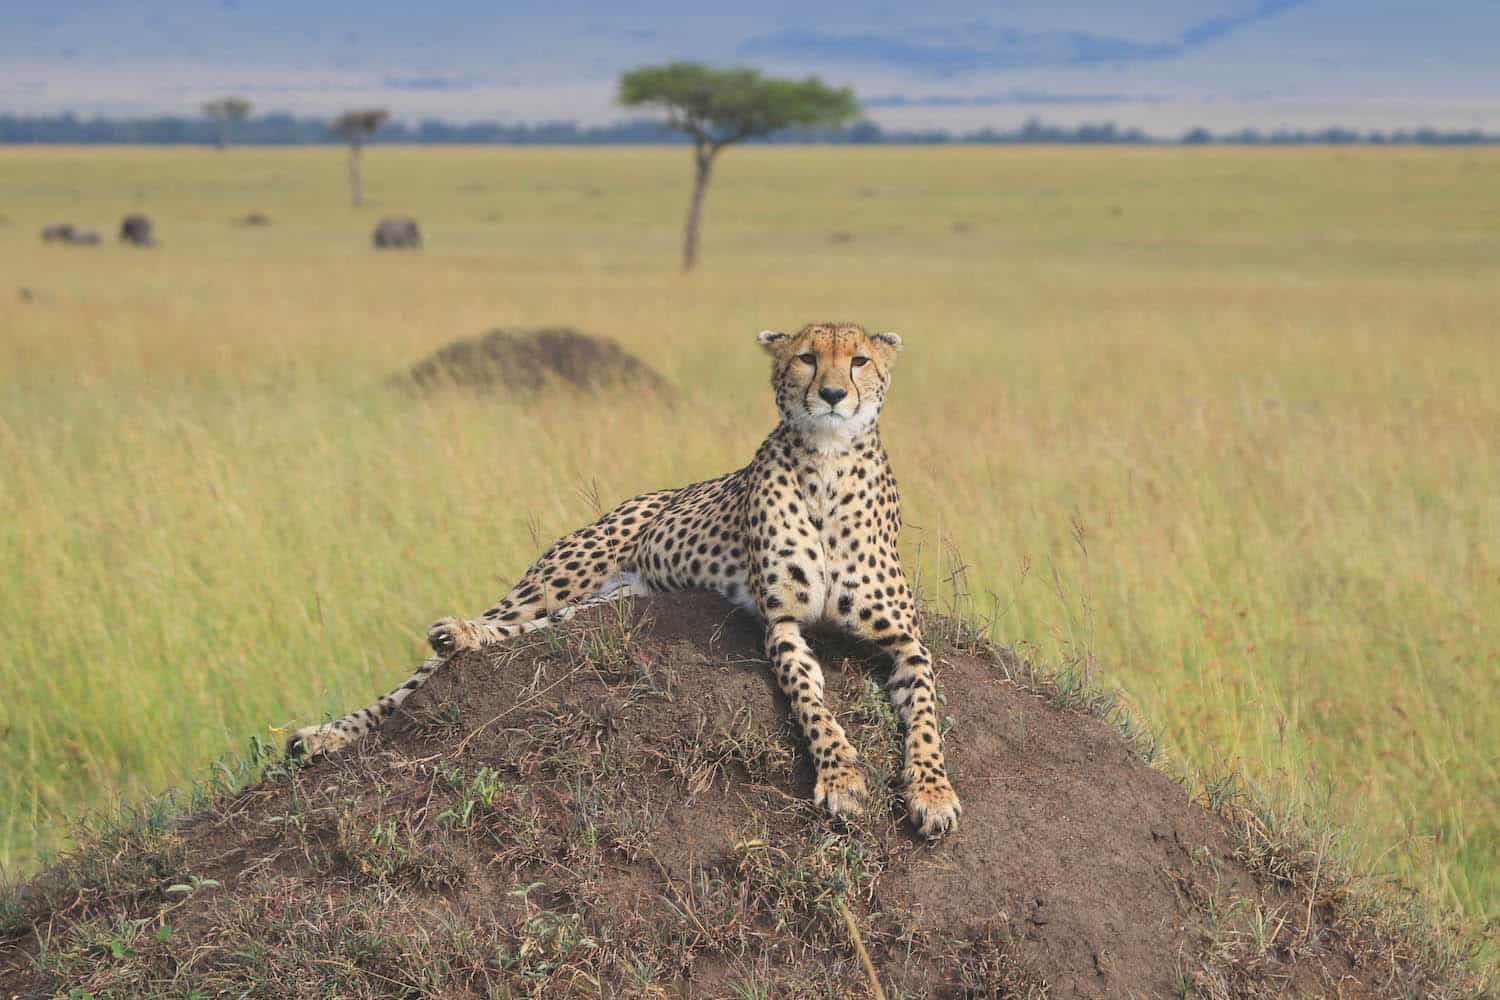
331, 109, 390, 145
202, 97, 251, 122
619, 63, 858, 150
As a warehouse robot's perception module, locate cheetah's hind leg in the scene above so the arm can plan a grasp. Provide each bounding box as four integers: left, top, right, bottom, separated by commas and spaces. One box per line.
285, 572, 651, 759
425, 571, 651, 654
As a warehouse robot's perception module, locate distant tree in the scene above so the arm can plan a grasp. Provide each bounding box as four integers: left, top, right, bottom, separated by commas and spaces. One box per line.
619, 63, 858, 270
202, 97, 252, 149
331, 109, 390, 207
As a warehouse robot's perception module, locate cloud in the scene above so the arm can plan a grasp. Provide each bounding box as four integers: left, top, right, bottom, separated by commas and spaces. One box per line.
863, 90, 1169, 108
738, 1, 1309, 74
1178, 0, 1306, 46
381, 74, 481, 92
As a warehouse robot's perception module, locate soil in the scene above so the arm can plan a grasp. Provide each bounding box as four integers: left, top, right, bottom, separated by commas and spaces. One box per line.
0, 593, 1479, 998
397, 327, 674, 399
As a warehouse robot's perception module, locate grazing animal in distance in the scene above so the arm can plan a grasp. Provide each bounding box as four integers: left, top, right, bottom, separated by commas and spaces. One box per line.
42, 224, 100, 245
372, 216, 421, 249
289, 322, 962, 838
119, 214, 156, 246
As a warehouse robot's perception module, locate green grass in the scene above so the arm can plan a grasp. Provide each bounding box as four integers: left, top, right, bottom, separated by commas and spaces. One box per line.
0, 145, 1496, 952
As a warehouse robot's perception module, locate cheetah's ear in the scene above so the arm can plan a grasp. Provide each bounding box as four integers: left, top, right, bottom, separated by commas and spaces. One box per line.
871, 331, 903, 354
757, 330, 791, 355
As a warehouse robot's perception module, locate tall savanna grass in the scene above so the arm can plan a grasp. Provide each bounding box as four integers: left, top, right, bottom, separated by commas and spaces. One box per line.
1, 145, 1495, 947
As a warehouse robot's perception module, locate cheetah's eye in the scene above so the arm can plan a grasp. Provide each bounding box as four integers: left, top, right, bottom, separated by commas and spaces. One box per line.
851, 356, 869, 368
797, 353, 818, 366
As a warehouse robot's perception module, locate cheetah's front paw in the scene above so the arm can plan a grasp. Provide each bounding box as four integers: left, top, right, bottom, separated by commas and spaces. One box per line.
813, 762, 867, 820
904, 770, 961, 839
285, 724, 352, 759
428, 616, 482, 655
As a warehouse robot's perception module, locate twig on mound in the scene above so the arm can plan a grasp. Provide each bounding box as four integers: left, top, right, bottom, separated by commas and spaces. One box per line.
838, 899, 887, 1000
454, 659, 586, 755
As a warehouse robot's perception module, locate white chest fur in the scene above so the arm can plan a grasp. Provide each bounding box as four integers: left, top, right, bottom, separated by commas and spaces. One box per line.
796, 450, 853, 526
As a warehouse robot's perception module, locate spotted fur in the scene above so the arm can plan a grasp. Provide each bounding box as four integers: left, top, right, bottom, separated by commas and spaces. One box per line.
288, 322, 961, 837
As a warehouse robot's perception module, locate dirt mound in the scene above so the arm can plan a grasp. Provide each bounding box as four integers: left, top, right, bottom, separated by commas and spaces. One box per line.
398, 327, 674, 398
0, 594, 1482, 998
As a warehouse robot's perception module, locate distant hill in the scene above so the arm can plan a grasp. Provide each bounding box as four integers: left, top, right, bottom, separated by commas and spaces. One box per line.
2, 112, 1496, 145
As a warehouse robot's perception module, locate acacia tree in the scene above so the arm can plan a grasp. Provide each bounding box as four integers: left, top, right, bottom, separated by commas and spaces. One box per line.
619, 64, 858, 271
331, 109, 390, 207
202, 97, 252, 149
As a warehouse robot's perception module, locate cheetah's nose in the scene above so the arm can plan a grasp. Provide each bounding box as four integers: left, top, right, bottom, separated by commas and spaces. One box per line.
819, 386, 848, 405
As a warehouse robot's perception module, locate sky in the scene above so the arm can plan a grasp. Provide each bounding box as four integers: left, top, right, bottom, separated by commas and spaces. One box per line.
3, 1, 1499, 134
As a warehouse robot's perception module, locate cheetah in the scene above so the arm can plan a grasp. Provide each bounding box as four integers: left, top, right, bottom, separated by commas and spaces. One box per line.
288, 322, 962, 837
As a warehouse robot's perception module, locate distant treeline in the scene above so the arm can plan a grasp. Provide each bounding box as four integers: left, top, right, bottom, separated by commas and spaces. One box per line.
2, 112, 1496, 146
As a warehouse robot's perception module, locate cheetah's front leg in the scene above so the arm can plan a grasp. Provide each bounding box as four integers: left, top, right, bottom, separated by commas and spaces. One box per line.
837, 597, 961, 838
766, 619, 867, 818
882, 627, 962, 837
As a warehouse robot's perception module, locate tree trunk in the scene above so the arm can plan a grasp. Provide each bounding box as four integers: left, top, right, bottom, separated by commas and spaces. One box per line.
348, 142, 364, 207
681, 145, 714, 272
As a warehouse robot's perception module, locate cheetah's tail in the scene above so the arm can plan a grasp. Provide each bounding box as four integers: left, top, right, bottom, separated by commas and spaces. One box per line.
284, 654, 446, 759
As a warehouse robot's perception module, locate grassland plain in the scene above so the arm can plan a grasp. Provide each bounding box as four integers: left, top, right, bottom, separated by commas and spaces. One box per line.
0, 145, 1496, 954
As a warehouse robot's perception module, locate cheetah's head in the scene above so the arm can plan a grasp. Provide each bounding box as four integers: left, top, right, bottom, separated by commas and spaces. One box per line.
757, 322, 902, 443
